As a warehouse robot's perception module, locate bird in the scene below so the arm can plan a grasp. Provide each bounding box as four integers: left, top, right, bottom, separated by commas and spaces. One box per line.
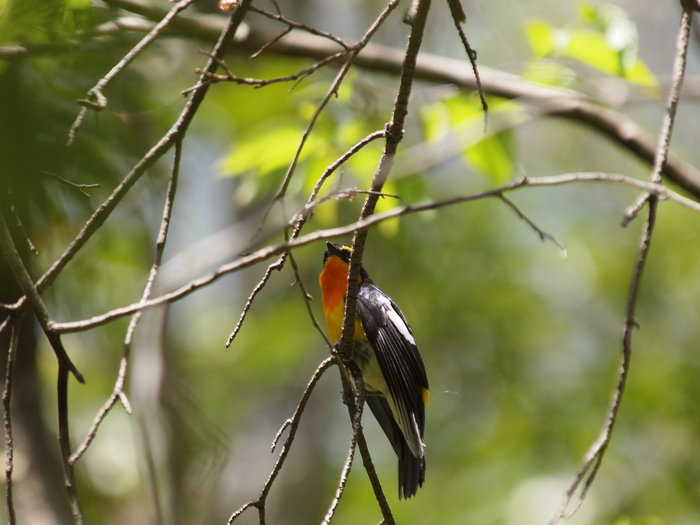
319, 241, 429, 499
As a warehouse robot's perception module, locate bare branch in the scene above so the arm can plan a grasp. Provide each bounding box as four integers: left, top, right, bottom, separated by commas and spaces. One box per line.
2, 321, 19, 525
0, 211, 84, 383
57, 365, 84, 524
227, 357, 335, 524
49, 171, 700, 335
69, 139, 183, 464
650, 13, 691, 187
41, 171, 100, 198
189, 48, 348, 91
7, 203, 38, 256
249, 26, 292, 59
498, 194, 567, 258
225, 257, 285, 347
286, 249, 330, 346
103, 0, 700, 201
344, 361, 394, 524
446, 0, 488, 130
549, 10, 693, 524
68, 0, 200, 144
321, 433, 357, 525
249, 6, 351, 50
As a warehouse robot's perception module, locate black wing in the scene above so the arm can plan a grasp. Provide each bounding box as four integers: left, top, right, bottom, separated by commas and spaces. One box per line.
356, 282, 429, 447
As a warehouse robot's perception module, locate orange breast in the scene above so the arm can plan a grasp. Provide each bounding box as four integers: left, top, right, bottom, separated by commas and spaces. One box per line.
320, 256, 349, 343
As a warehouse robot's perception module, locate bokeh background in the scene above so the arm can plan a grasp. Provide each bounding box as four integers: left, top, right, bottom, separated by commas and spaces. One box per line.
1, 0, 699, 524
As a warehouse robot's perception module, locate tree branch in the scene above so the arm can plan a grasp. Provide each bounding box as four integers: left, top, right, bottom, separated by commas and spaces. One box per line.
69, 139, 183, 465
2, 320, 19, 525
0, 211, 84, 383
68, 0, 200, 145
100, 0, 700, 201
49, 171, 700, 335
57, 364, 84, 524
549, 9, 693, 524
227, 357, 335, 524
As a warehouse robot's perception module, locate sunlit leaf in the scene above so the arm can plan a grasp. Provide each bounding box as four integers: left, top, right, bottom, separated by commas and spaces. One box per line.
524, 3, 657, 88
525, 20, 555, 58
463, 129, 515, 185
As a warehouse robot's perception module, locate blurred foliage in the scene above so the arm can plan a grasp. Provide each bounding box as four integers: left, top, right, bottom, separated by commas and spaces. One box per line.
1, 1, 699, 525
524, 3, 657, 89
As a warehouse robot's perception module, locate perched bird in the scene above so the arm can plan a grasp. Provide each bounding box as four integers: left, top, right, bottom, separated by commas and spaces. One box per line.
319, 241, 429, 499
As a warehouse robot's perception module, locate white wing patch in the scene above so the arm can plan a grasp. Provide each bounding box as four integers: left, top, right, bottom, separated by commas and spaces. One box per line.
382, 298, 415, 346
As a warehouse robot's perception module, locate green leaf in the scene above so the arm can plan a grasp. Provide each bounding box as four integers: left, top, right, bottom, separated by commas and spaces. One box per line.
219, 123, 302, 177
463, 129, 516, 185
525, 20, 555, 58
524, 3, 657, 88
566, 28, 622, 75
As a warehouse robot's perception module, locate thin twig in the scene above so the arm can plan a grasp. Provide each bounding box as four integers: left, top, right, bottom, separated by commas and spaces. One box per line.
70, 139, 183, 465
347, 361, 395, 523
0, 0, 256, 342
51, 171, 700, 335
446, 0, 488, 131
67, 0, 199, 145
249, 6, 351, 50
286, 249, 331, 346
498, 194, 567, 258
225, 257, 285, 347
227, 357, 335, 524
0, 212, 84, 383
250, 26, 292, 59
2, 321, 19, 525
549, 10, 692, 524
89, 0, 700, 200
8, 203, 38, 256
190, 48, 348, 91
57, 364, 84, 524
321, 435, 357, 525
41, 171, 100, 198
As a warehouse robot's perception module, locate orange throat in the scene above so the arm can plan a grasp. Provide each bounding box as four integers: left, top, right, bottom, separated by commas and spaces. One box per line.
319, 257, 350, 343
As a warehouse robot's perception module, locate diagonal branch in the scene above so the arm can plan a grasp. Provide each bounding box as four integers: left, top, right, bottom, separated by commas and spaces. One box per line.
446, 0, 488, 129
0, 0, 255, 348
227, 357, 335, 524
498, 194, 567, 258
100, 0, 700, 201
68, 0, 199, 144
48, 171, 700, 336
549, 9, 693, 524
0, 211, 84, 383
69, 139, 183, 465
